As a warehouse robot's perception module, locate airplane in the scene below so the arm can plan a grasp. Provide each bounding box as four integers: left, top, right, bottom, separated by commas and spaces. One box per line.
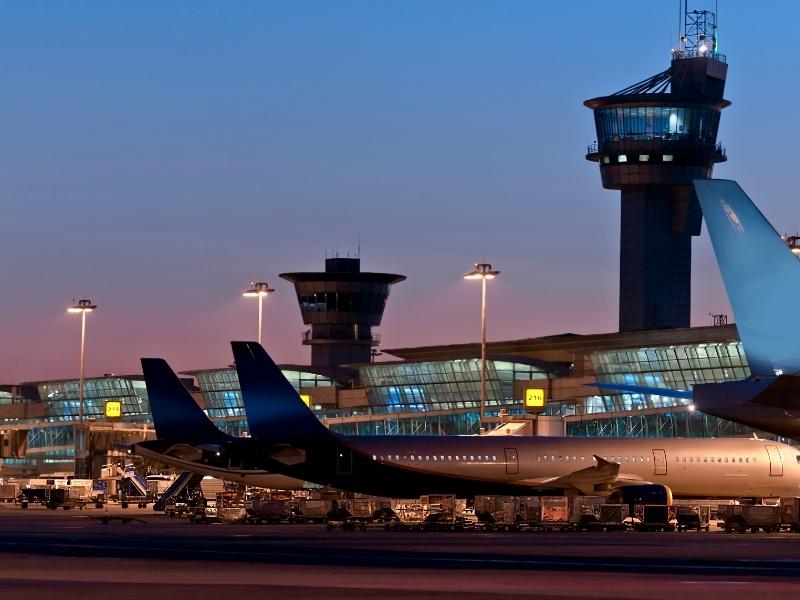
594, 179, 800, 439
132, 357, 306, 490
226, 340, 800, 500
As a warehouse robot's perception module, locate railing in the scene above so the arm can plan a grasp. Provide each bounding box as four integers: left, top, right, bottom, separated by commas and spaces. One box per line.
302, 331, 380, 346
672, 48, 726, 63
587, 142, 598, 155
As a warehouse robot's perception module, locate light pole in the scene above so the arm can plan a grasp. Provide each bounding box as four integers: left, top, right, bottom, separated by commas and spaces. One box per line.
67, 298, 97, 477
464, 263, 499, 432
242, 282, 274, 345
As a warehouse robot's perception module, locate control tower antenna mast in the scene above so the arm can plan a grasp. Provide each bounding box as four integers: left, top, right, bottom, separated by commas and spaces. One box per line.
585, 3, 729, 332
679, 2, 719, 58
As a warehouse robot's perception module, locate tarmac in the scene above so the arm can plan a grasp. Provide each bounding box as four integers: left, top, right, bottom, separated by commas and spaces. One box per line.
1, 503, 800, 599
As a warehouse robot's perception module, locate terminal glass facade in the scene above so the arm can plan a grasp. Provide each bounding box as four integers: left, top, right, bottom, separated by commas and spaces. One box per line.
37, 378, 150, 421
594, 106, 720, 144
358, 359, 551, 414
572, 342, 749, 414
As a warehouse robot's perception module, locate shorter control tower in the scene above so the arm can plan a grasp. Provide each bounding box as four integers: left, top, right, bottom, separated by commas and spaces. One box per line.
281, 257, 405, 367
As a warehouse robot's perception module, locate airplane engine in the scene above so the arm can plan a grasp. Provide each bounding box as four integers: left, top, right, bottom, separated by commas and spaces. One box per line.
609, 484, 673, 506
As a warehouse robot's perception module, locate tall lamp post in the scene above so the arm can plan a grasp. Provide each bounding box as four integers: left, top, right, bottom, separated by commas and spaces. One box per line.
464, 263, 499, 432
67, 298, 97, 477
242, 282, 274, 345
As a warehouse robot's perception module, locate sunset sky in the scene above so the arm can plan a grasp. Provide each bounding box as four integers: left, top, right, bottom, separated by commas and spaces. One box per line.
2, 0, 798, 381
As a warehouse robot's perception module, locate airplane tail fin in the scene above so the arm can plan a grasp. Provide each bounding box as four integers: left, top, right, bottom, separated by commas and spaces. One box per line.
694, 179, 800, 376
231, 341, 331, 441
141, 358, 230, 445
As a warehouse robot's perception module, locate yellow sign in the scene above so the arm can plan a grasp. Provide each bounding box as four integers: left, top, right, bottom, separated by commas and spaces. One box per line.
525, 388, 545, 408
105, 400, 122, 418
300, 394, 311, 407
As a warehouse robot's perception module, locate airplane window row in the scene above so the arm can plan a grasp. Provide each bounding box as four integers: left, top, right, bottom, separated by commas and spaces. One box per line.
674, 456, 756, 464
536, 455, 651, 463
372, 454, 499, 462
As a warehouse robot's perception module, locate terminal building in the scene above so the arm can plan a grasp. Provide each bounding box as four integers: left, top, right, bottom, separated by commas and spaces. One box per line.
0, 7, 774, 479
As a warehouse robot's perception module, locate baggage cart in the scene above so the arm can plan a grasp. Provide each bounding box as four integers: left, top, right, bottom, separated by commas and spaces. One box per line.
474, 496, 523, 531
675, 505, 711, 532
633, 504, 675, 532
597, 504, 629, 532
384, 496, 460, 532
0, 483, 19, 502
297, 499, 332, 523
245, 498, 291, 523
537, 496, 576, 531
718, 504, 747, 533
781, 497, 800, 532
742, 505, 781, 533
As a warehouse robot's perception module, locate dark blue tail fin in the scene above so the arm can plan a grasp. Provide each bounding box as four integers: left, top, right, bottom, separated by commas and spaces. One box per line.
694, 179, 800, 376
141, 358, 230, 445
231, 341, 330, 441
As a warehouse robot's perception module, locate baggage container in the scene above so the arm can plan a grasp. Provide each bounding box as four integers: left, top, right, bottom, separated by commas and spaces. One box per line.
598, 504, 629, 531
385, 497, 459, 531
474, 496, 522, 530
675, 504, 710, 532
742, 505, 781, 533
539, 496, 573, 529
298, 499, 332, 523
520, 496, 541, 523
780, 497, 800, 532
718, 504, 746, 533
0, 483, 19, 502
345, 498, 373, 520
245, 498, 291, 523
633, 504, 675, 531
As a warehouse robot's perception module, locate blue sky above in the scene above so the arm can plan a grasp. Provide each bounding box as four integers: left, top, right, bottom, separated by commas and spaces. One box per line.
1, 0, 798, 380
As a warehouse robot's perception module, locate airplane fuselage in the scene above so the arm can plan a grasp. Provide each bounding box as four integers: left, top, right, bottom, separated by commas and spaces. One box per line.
238, 433, 800, 499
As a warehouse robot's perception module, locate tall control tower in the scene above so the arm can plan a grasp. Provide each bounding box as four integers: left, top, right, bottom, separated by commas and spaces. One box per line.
585, 8, 729, 331
281, 257, 405, 367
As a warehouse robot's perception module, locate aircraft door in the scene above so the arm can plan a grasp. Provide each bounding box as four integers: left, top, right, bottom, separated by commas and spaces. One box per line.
504, 448, 519, 475
766, 444, 783, 476
652, 449, 667, 476
336, 447, 353, 475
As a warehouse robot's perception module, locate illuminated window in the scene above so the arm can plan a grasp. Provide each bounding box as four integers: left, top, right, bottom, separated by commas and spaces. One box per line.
618, 155, 628, 163
603, 156, 610, 164
663, 154, 674, 162
639, 154, 649, 162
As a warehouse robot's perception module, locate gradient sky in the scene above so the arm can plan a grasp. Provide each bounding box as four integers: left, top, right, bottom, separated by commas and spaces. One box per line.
2, 0, 798, 382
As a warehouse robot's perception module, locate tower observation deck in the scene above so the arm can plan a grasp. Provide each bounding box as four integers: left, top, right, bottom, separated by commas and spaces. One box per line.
585, 8, 729, 332
281, 257, 405, 367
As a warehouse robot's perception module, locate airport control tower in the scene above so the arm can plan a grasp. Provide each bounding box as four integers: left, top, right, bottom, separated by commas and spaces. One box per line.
585, 8, 729, 331
281, 257, 405, 367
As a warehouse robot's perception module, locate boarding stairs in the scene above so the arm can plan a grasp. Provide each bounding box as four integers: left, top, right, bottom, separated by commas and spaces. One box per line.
154, 472, 203, 512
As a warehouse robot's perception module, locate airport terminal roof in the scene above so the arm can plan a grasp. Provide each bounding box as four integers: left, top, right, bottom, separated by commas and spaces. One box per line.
383, 324, 740, 364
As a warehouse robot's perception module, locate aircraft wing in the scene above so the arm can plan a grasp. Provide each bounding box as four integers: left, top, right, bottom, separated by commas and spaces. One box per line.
515, 456, 646, 495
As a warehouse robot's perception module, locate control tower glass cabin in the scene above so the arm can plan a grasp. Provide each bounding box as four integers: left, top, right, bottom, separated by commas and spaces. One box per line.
281, 258, 405, 367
